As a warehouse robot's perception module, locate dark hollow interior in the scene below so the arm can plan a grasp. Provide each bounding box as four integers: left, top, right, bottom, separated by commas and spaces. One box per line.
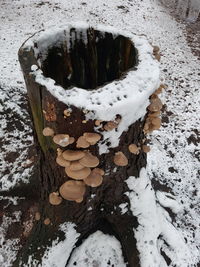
40, 27, 138, 90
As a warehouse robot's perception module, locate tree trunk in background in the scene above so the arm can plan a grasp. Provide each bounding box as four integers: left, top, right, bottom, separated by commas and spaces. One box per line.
15, 28, 152, 266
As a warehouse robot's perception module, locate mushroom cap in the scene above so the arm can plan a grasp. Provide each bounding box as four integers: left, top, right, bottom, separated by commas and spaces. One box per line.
128, 144, 140, 155
59, 180, 86, 200
49, 192, 63, 205
69, 161, 85, 171
69, 137, 75, 144
65, 166, 91, 180
148, 111, 160, 118
93, 168, 105, 176
35, 212, 41, 221
62, 150, 85, 161
79, 152, 99, 168
114, 152, 128, 166
44, 218, 51, 225
95, 120, 102, 126
63, 109, 71, 116
56, 155, 70, 167
142, 145, 151, 153
153, 45, 160, 53
84, 170, 103, 187
76, 136, 90, 148
53, 134, 70, 147
75, 197, 84, 203
83, 132, 101, 144
42, 127, 54, 136
104, 121, 118, 131
151, 117, 161, 126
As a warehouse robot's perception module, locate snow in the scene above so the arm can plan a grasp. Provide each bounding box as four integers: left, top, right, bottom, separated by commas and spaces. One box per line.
0, 0, 200, 266
67, 231, 126, 267
24, 23, 160, 154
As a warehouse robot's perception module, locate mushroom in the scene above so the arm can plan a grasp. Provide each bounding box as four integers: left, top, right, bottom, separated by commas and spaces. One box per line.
142, 145, 151, 153
44, 218, 51, 225
148, 111, 160, 118
76, 136, 90, 148
56, 155, 70, 167
93, 168, 105, 176
128, 144, 140, 155
79, 152, 99, 168
35, 212, 41, 221
75, 198, 84, 203
95, 120, 102, 126
42, 127, 54, 136
83, 132, 101, 145
151, 117, 161, 126
57, 148, 63, 156
113, 152, 128, 166
155, 53, 161, 61
65, 166, 91, 180
62, 150, 85, 161
84, 169, 103, 187
69, 137, 75, 144
59, 180, 86, 201
148, 98, 162, 112
153, 45, 160, 53
49, 192, 62, 205
104, 121, 118, 131
63, 109, 71, 117
53, 134, 70, 147
69, 161, 85, 171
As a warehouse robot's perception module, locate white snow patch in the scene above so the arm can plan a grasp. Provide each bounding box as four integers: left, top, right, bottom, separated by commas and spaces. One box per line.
67, 230, 126, 267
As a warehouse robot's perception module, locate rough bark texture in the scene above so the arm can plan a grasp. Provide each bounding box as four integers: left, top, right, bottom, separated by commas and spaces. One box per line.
16, 28, 148, 267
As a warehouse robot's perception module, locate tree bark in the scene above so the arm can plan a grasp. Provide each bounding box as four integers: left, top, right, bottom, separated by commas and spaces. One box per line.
16, 27, 151, 266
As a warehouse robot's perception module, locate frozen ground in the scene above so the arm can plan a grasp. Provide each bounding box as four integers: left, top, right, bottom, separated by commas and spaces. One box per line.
0, 0, 199, 266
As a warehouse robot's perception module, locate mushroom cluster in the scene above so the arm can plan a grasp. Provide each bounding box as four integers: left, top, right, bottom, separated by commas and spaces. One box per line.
42, 125, 104, 204
94, 115, 121, 132
144, 89, 163, 134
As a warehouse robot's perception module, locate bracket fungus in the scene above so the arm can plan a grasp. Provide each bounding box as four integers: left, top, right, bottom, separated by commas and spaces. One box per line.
42, 127, 54, 136
56, 155, 70, 167
93, 168, 105, 176
69, 161, 85, 171
142, 145, 151, 153
114, 152, 128, 166
79, 152, 99, 168
83, 132, 101, 145
76, 136, 90, 148
49, 192, 63, 205
65, 166, 91, 180
128, 144, 140, 155
62, 150, 85, 161
53, 134, 70, 147
104, 121, 118, 131
84, 169, 103, 187
59, 180, 86, 201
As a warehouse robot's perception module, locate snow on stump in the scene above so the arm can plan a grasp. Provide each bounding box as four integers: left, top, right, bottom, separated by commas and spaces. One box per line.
18, 23, 161, 266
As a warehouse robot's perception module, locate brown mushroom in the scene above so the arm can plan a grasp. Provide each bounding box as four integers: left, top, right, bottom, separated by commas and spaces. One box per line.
104, 121, 118, 131
114, 152, 128, 166
65, 166, 91, 180
128, 144, 140, 155
69, 137, 75, 144
95, 120, 102, 126
79, 152, 99, 168
62, 150, 85, 161
42, 127, 54, 136
148, 98, 162, 112
53, 134, 70, 147
84, 170, 103, 187
148, 111, 160, 118
44, 218, 51, 225
59, 180, 86, 201
151, 117, 161, 126
49, 192, 62, 205
63, 109, 71, 117
35, 212, 41, 221
75, 198, 84, 203
93, 168, 105, 176
83, 132, 101, 145
69, 161, 85, 171
56, 155, 70, 167
153, 45, 160, 53
142, 145, 151, 153
57, 148, 63, 156
76, 136, 90, 148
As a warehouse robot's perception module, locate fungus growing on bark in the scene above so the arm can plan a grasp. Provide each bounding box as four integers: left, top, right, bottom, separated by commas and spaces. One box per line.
93, 168, 105, 176
84, 169, 103, 187
142, 145, 151, 153
104, 121, 118, 131
59, 180, 86, 201
79, 152, 99, 168
57, 148, 63, 156
35, 212, 41, 221
76, 136, 90, 148
65, 166, 91, 180
148, 97, 162, 112
69, 161, 85, 171
69, 137, 75, 144
53, 134, 70, 147
62, 150, 85, 161
44, 218, 51, 225
114, 152, 128, 166
148, 111, 160, 118
63, 109, 71, 117
95, 120, 102, 126
56, 155, 70, 167
42, 127, 54, 136
75, 198, 84, 203
128, 144, 140, 155
49, 192, 63, 205
150, 117, 161, 130
83, 132, 101, 145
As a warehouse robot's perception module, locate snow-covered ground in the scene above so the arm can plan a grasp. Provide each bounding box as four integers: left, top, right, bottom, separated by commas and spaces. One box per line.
0, 0, 199, 266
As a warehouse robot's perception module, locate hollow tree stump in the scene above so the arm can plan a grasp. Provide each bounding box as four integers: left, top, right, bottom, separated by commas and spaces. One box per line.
18, 23, 160, 266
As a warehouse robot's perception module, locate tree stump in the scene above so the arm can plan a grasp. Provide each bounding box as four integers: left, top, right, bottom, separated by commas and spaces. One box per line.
17, 23, 160, 266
